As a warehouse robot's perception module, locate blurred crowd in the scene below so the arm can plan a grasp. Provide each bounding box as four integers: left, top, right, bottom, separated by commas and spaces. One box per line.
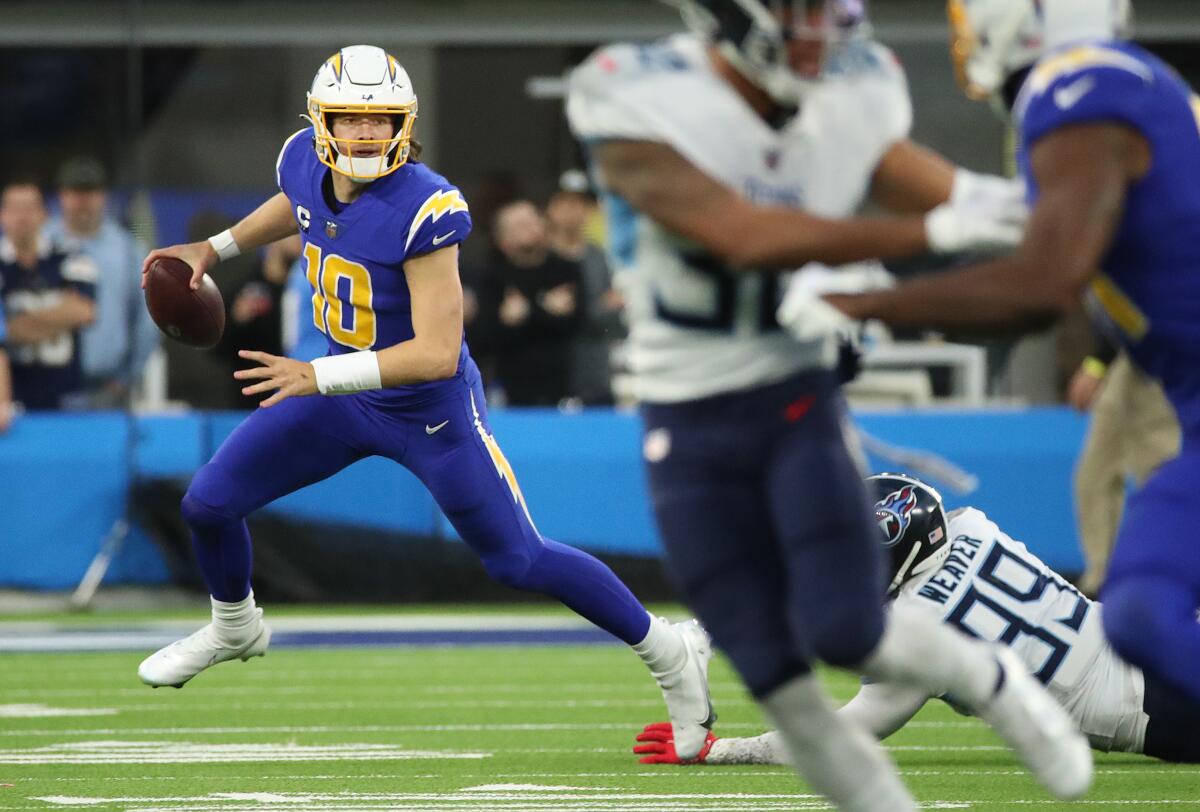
0, 159, 158, 431
0, 163, 626, 429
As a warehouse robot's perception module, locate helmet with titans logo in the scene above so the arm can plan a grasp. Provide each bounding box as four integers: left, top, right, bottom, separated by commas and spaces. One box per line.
868, 472, 950, 596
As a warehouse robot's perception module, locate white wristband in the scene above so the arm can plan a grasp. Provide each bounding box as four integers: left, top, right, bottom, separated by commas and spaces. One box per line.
311, 351, 382, 395
207, 229, 241, 262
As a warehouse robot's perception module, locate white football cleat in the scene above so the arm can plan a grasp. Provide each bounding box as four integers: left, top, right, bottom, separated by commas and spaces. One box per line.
977, 647, 1093, 800
138, 610, 271, 688
655, 620, 717, 761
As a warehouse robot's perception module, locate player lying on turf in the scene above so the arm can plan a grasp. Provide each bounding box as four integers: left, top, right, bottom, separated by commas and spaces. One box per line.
134, 45, 714, 755
634, 473, 1200, 766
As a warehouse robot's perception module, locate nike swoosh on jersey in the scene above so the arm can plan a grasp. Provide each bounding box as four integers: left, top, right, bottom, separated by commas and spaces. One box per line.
432, 231, 456, 246
425, 420, 450, 435
1053, 76, 1097, 110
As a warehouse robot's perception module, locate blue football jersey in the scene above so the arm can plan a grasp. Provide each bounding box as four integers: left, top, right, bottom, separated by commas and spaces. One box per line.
275, 128, 474, 405
1016, 42, 1200, 433
0, 238, 98, 409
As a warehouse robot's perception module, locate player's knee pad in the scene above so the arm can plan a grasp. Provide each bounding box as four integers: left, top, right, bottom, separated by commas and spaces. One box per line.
480, 549, 539, 590
181, 464, 243, 530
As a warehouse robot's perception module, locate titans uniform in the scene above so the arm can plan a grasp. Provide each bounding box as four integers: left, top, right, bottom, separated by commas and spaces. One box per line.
567, 35, 914, 695
568, 34, 910, 403
900, 509, 1143, 753
1015, 41, 1200, 705
0, 236, 97, 409
702, 508, 1200, 765
181, 130, 650, 646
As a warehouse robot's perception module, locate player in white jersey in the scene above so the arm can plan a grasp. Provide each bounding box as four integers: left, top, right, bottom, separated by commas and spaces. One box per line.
634, 473, 1200, 765
567, 2, 1091, 809
568, 4, 1025, 404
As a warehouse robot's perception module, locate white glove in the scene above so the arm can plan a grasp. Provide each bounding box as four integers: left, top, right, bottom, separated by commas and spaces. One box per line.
775, 262, 891, 342
925, 169, 1028, 254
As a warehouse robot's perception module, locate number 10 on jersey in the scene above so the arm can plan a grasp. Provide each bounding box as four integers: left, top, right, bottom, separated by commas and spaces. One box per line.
303, 243, 377, 350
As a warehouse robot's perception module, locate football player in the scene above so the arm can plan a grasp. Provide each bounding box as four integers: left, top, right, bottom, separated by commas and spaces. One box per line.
634, 473, 1200, 765
566, 2, 1091, 808
135, 46, 715, 750
816, 0, 1200, 710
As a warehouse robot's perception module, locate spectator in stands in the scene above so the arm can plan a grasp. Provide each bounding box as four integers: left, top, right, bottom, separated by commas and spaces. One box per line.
0, 178, 98, 410
547, 172, 624, 405
45, 157, 159, 408
475, 199, 584, 406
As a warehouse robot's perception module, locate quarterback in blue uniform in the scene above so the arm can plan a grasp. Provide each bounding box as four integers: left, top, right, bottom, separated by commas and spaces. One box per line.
822, 0, 1200, 705
136, 46, 714, 744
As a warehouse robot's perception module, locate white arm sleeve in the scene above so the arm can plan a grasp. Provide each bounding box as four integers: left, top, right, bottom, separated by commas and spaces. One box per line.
838, 682, 931, 740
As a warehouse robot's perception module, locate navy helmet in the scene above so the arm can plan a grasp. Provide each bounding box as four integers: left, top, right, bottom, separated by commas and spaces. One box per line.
868, 472, 950, 595
667, 0, 870, 106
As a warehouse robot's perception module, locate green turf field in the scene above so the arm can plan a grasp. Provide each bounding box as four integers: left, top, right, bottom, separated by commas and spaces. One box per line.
0, 609, 1196, 811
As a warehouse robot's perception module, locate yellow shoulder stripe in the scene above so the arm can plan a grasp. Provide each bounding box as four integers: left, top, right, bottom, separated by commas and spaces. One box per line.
1028, 46, 1152, 95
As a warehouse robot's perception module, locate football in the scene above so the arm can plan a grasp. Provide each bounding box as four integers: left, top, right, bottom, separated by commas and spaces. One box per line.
144, 256, 225, 349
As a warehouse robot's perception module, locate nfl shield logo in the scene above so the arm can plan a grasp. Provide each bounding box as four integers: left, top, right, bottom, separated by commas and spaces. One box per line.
325, 221, 339, 239
765, 149, 781, 171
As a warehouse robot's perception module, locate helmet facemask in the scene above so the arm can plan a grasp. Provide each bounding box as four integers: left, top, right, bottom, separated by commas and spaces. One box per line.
308, 102, 417, 183
672, 0, 870, 107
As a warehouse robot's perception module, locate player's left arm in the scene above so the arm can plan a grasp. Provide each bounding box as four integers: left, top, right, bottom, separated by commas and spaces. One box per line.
234, 245, 463, 407
830, 123, 1149, 331
376, 245, 464, 385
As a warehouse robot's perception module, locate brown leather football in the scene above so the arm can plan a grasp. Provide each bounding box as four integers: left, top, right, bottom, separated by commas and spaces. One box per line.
144, 256, 225, 349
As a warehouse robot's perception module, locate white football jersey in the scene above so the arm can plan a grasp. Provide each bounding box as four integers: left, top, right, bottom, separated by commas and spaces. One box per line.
566, 34, 912, 403
898, 507, 1147, 753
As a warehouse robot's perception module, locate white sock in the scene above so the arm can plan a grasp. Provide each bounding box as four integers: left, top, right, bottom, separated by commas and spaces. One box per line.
860, 602, 1000, 709
631, 614, 685, 676
761, 674, 916, 812
210, 591, 260, 648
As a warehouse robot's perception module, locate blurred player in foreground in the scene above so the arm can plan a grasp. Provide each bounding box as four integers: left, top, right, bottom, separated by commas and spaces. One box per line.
567, 1, 1090, 808
635, 474, 1200, 765
135, 46, 714, 747
818, 0, 1200, 708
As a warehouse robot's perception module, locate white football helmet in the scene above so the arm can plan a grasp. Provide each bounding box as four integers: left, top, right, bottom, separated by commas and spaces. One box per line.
306, 45, 418, 182
948, 0, 1133, 102
667, 0, 870, 107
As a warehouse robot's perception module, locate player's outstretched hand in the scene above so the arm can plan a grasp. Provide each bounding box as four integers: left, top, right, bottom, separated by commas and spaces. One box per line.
925, 170, 1028, 254
141, 241, 219, 291
634, 722, 716, 765
234, 350, 318, 408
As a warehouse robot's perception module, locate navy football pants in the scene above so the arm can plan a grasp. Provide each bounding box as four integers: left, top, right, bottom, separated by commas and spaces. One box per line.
181, 361, 650, 644
642, 369, 887, 697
